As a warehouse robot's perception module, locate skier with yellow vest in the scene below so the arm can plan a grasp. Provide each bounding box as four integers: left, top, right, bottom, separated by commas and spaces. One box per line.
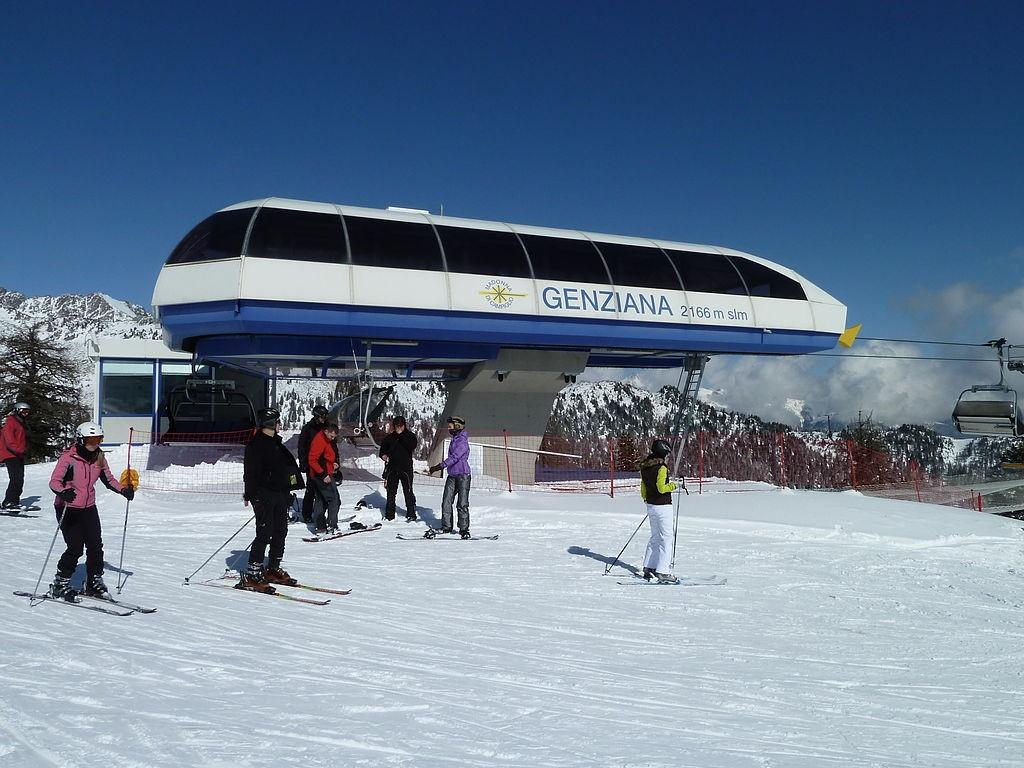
638, 439, 677, 583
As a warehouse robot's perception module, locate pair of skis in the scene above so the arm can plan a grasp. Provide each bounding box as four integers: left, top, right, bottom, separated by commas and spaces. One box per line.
615, 573, 727, 587
1, 504, 41, 517
193, 572, 352, 606
302, 522, 383, 543
13, 590, 157, 616
396, 532, 499, 541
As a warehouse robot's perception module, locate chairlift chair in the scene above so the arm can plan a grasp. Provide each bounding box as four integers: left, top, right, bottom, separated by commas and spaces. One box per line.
330, 385, 395, 447
952, 339, 1024, 437
165, 379, 257, 437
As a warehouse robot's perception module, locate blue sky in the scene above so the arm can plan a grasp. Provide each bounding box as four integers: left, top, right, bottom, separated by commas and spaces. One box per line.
2, 2, 1022, 424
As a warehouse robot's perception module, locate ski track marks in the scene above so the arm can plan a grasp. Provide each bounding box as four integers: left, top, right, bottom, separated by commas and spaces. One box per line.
2, 464, 1023, 767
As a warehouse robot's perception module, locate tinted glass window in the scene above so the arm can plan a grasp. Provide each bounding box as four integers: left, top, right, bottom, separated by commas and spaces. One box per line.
246, 207, 346, 263
101, 362, 154, 416
729, 256, 806, 299
166, 208, 254, 264
595, 242, 681, 290
436, 226, 532, 278
344, 216, 444, 271
664, 250, 747, 294
520, 235, 609, 284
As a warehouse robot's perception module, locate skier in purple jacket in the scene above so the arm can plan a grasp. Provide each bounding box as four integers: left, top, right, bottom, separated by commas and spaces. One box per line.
427, 416, 472, 538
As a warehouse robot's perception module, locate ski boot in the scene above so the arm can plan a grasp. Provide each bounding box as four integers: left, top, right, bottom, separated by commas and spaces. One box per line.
641, 568, 655, 581
236, 563, 275, 593
653, 572, 679, 585
459, 530, 472, 540
265, 565, 298, 586
48, 574, 77, 601
84, 575, 111, 598
405, 512, 417, 522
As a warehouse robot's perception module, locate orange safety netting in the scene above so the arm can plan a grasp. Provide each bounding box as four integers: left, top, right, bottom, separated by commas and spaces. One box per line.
113, 426, 988, 513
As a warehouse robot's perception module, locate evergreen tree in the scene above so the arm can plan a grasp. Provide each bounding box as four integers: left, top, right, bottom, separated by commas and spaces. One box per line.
0, 322, 88, 460
999, 440, 1024, 465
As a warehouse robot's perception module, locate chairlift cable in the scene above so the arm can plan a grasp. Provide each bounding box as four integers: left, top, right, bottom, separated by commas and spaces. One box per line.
859, 336, 988, 347
812, 352, 995, 362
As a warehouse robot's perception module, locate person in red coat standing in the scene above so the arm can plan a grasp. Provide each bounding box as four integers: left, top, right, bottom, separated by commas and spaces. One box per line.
307, 421, 342, 533
1, 402, 31, 511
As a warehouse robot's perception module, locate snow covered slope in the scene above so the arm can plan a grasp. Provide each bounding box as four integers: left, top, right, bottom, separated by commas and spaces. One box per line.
2, 455, 1022, 767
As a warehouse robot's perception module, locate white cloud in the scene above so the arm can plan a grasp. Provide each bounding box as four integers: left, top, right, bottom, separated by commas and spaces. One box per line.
903, 282, 990, 337
987, 284, 1024, 341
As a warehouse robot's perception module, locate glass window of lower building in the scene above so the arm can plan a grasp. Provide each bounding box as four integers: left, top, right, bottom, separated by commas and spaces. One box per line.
101, 361, 154, 416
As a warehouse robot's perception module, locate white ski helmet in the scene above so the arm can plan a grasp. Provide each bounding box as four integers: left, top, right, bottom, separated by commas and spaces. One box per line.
13, 402, 30, 412
76, 422, 104, 442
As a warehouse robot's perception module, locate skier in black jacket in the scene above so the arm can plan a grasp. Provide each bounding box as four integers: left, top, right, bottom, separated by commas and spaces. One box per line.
296, 405, 329, 523
378, 416, 417, 521
240, 407, 304, 591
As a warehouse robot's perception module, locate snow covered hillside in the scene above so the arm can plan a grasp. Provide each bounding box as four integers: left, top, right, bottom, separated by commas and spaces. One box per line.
3, 454, 1023, 767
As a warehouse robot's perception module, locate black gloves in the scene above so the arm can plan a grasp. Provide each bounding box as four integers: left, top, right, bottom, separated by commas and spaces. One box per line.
428, 464, 442, 474
57, 488, 76, 503
121, 486, 135, 501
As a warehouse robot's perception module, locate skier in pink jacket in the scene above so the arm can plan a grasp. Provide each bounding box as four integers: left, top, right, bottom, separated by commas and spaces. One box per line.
46, 422, 134, 600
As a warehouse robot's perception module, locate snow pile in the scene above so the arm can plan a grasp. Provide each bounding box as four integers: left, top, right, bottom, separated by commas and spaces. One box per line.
2, 459, 1023, 767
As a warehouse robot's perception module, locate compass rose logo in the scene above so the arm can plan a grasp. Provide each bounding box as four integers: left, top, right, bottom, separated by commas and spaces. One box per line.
480, 279, 526, 309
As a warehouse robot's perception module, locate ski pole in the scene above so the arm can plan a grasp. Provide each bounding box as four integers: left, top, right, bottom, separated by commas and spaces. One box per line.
29, 505, 69, 606
670, 488, 681, 570
115, 498, 131, 593
116, 434, 134, 593
603, 514, 648, 575
183, 514, 254, 584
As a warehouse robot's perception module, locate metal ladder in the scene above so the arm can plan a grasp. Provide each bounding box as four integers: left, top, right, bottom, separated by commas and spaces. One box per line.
669, 353, 709, 477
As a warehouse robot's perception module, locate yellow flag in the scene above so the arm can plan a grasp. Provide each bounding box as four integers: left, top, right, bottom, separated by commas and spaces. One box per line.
838, 323, 862, 348
120, 468, 140, 490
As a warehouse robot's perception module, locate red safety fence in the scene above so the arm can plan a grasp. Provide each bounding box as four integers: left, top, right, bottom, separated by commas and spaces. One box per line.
115, 426, 994, 513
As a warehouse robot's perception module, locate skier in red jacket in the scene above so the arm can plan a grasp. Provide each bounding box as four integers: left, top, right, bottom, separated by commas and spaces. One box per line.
1, 402, 31, 511
308, 421, 342, 533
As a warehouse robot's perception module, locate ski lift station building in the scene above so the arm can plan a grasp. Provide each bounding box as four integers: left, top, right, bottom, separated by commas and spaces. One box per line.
152, 198, 848, 439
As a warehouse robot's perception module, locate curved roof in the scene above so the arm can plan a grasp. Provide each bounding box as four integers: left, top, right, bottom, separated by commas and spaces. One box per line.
152, 198, 847, 374
212, 197, 836, 303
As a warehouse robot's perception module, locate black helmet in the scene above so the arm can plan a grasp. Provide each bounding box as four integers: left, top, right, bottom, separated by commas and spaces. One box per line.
312, 405, 329, 418
257, 407, 281, 428
650, 439, 671, 459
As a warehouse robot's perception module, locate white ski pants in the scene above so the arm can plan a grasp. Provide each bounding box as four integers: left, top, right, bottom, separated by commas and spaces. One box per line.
643, 502, 675, 573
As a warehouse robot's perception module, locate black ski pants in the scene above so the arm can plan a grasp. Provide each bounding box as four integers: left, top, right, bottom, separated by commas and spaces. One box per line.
3, 457, 25, 507
385, 467, 416, 518
249, 491, 290, 569
301, 472, 320, 522
55, 504, 104, 578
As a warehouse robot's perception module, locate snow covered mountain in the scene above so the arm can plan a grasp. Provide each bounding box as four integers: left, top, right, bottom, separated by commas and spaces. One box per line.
0, 286, 161, 343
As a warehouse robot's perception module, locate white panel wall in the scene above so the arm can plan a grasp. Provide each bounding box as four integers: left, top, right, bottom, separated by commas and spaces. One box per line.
350, 265, 448, 310
240, 257, 351, 304
151, 260, 242, 306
